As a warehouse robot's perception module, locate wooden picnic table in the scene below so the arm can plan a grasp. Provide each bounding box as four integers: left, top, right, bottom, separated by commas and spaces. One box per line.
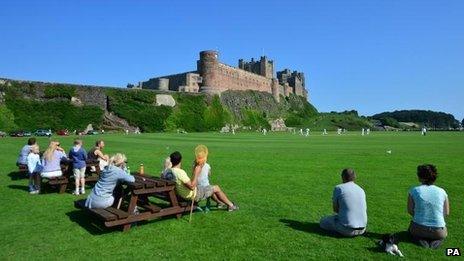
74, 173, 194, 231
41, 159, 101, 193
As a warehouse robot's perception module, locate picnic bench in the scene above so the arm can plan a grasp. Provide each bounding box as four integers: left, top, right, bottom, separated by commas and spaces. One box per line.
41, 159, 101, 194
74, 173, 195, 231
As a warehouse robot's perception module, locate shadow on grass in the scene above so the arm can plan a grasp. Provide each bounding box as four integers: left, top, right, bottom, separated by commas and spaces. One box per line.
8, 171, 28, 181
279, 219, 344, 238
364, 230, 415, 253
66, 210, 118, 235
8, 184, 30, 192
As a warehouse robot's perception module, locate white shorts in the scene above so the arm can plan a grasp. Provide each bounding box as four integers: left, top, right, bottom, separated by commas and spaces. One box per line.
41, 170, 63, 178
73, 168, 86, 179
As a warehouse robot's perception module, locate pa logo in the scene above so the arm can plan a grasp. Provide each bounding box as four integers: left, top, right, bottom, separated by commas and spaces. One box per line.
446, 248, 461, 256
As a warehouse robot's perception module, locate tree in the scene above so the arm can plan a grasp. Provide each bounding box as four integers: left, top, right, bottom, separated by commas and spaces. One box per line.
0, 105, 18, 131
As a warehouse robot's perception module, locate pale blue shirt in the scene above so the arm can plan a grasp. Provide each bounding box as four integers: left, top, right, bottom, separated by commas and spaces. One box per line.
17, 145, 31, 165
409, 185, 447, 227
197, 163, 211, 187
91, 165, 135, 198
333, 181, 367, 228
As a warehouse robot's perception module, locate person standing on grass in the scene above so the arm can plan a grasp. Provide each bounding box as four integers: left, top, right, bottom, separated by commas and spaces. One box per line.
87, 140, 109, 171
407, 164, 449, 249
320, 168, 367, 237
69, 139, 87, 195
85, 153, 135, 209
26, 144, 42, 194
168, 151, 239, 211
17, 138, 37, 166
40, 141, 68, 179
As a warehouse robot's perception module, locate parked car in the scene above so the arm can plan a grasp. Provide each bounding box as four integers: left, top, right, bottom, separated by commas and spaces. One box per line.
57, 129, 69, 136
86, 130, 99, 135
35, 129, 52, 137
9, 130, 31, 137
0, 131, 7, 137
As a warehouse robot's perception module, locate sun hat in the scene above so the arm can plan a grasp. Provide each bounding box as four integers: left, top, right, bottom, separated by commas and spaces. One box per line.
195, 145, 208, 164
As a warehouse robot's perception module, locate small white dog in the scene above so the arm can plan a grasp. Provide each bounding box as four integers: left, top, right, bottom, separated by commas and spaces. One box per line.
379, 234, 404, 257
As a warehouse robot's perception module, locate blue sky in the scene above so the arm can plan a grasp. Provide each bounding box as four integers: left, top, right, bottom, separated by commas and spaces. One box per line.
1, 0, 463, 119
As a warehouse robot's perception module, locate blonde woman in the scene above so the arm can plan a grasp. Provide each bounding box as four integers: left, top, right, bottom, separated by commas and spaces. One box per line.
193, 145, 233, 211
41, 141, 67, 178
85, 153, 135, 209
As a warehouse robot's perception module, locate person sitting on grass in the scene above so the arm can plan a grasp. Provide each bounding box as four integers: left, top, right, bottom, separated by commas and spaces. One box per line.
69, 139, 87, 195
17, 138, 37, 166
87, 140, 109, 171
40, 141, 68, 179
168, 151, 238, 212
408, 164, 449, 249
26, 144, 42, 194
193, 145, 226, 211
85, 153, 135, 209
320, 168, 367, 237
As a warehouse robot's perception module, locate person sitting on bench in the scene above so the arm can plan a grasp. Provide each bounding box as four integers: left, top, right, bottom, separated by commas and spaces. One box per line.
41, 141, 68, 178
87, 140, 109, 171
320, 168, 367, 237
17, 138, 37, 167
85, 153, 135, 209
168, 151, 239, 212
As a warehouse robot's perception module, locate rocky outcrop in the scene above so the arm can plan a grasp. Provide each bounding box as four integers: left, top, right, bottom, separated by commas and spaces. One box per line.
220, 90, 286, 120
269, 118, 287, 131
102, 111, 137, 131
155, 94, 176, 107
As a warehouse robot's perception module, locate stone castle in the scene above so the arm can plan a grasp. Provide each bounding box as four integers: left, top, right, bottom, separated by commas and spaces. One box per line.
134, 50, 308, 102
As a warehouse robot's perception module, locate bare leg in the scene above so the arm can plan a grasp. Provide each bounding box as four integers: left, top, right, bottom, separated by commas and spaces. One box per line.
80, 178, 85, 191
211, 193, 225, 206
212, 186, 233, 207
75, 177, 80, 193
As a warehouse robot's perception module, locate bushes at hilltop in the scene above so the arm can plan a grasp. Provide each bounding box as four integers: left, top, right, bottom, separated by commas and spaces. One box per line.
242, 109, 271, 129
169, 94, 207, 132
4, 94, 103, 131
106, 89, 171, 132
204, 95, 232, 130
0, 105, 18, 132
44, 85, 77, 99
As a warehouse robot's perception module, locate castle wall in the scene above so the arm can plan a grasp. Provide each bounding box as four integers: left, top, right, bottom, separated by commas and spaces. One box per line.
212, 63, 273, 93
142, 71, 196, 91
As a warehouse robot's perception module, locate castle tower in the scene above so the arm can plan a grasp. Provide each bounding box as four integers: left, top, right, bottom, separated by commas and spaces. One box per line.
260, 56, 274, 78
271, 78, 280, 102
197, 50, 220, 94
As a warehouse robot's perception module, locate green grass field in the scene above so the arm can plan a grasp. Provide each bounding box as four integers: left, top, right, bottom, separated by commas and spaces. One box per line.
0, 132, 462, 260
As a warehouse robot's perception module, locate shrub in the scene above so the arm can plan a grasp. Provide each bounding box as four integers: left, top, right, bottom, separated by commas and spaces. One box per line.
4, 94, 103, 131
107, 89, 171, 132
204, 95, 231, 130
172, 94, 207, 132
242, 109, 270, 129
44, 85, 77, 99
0, 105, 18, 131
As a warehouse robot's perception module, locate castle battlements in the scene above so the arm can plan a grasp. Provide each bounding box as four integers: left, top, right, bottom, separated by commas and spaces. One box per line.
136, 50, 308, 102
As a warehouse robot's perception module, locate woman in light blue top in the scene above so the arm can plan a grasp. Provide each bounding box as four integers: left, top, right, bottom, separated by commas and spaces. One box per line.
408, 164, 449, 249
85, 153, 135, 209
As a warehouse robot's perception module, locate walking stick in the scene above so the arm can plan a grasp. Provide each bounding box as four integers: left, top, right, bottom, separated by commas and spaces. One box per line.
188, 196, 195, 223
